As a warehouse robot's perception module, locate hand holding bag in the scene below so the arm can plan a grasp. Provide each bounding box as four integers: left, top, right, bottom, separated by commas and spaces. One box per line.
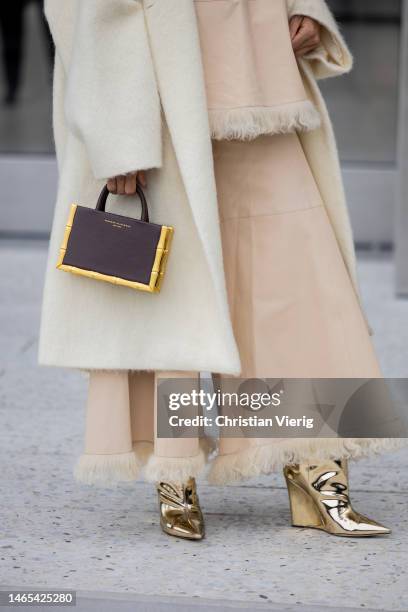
56, 184, 174, 293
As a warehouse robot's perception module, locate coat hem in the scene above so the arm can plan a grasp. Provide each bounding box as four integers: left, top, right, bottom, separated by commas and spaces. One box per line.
37, 361, 241, 377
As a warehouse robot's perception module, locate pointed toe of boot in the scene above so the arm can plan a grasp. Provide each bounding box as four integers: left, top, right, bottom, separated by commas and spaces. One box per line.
347, 513, 391, 537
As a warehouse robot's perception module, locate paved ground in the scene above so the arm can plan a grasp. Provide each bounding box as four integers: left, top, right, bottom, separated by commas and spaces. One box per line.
1, 241, 408, 612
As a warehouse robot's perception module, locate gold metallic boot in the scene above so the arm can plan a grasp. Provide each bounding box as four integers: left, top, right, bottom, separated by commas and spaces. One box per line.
284, 460, 390, 537
156, 478, 205, 540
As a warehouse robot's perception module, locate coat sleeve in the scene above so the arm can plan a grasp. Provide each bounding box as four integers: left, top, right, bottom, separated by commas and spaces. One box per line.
57, 0, 162, 179
287, 0, 353, 79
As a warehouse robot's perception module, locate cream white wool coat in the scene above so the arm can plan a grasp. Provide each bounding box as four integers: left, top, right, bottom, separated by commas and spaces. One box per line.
39, 0, 361, 374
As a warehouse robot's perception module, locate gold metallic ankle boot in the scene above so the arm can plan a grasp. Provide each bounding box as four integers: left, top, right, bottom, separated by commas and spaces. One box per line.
156, 478, 205, 540
284, 460, 390, 537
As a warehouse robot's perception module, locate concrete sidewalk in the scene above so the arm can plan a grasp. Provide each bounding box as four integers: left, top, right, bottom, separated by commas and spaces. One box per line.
1, 241, 408, 612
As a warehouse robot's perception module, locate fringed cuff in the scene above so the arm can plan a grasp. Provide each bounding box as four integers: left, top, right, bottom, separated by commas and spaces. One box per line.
74, 450, 140, 487
209, 100, 321, 141
143, 447, 206, 483
132, 440, 154, 466
208, 438, 405, 485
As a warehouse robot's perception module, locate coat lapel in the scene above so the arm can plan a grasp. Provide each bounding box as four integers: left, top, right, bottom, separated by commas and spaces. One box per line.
144, 0, 230, 305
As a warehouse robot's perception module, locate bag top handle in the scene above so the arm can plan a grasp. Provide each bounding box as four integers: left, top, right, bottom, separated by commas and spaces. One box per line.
96, 184, 149, 223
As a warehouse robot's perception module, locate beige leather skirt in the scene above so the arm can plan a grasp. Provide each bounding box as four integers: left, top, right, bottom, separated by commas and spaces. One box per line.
213, 132, 381, 379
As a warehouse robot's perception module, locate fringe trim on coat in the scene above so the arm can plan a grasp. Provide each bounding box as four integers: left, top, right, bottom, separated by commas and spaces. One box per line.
208, 438, 405, 485
143, 447, 207, 483
74, 450, 139, 487
209, 100, 321, 141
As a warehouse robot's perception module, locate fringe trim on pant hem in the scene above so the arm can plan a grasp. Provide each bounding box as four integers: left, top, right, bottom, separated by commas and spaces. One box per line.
132, 441, 154, 466
200, 436, 218, 459
208, 438, 405, 485
143, 448, 206, 483
209, 100, 321, 141
74, 451, 140, 487
131, 438, 215, 468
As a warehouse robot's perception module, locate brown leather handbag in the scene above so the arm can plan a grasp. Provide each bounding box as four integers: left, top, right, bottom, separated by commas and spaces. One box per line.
56, 184, 174, 293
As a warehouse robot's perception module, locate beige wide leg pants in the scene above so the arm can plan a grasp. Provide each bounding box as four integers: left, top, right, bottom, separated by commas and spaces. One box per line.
76, 370, 204, 485
76, 133, 393, 487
